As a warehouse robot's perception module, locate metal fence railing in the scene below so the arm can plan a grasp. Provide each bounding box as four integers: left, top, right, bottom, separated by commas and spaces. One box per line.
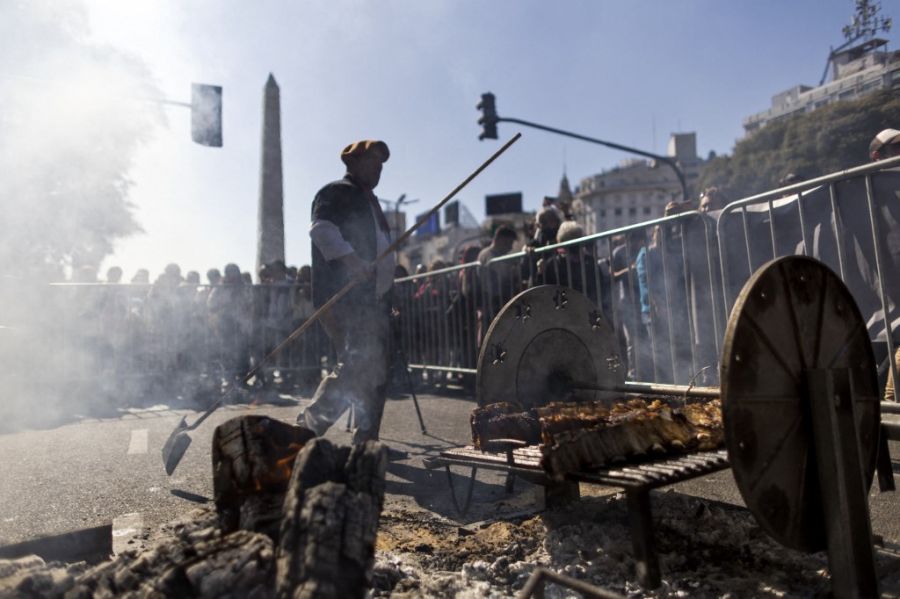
396, 156, 900, 393
22, 282, 331, 403
717, 155, 900, 393
395, 210, 722, 386
4, 158, 898, 407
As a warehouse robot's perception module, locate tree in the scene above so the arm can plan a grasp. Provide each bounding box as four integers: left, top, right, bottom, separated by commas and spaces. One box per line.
699, 90, 900, 200
0, 1, 164, 282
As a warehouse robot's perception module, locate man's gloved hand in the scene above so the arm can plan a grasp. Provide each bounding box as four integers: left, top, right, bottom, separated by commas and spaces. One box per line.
339, 252, 374, 280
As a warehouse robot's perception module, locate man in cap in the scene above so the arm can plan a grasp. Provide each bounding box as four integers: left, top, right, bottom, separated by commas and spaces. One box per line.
298, 140, 396, 444
870, 128, 900, 162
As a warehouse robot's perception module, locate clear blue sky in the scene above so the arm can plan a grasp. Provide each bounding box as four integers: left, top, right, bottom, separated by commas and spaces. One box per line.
76, 0, 900, 278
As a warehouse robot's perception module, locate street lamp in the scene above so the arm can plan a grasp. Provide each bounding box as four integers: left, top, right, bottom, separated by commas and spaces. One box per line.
475, 92, 688, 201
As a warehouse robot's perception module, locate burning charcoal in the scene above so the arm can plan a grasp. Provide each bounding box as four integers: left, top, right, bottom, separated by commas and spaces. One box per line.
276, 438, 387, 599
0, 555, 78, 598
211, 415, 315, 538
69, 529, 274, 598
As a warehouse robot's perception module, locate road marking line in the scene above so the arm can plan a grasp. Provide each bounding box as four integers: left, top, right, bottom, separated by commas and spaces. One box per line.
127, 429, 148, 455
112, 512, 143, 555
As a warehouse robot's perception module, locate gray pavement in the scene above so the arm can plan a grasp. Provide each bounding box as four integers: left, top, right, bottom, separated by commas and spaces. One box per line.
1, 387, 899, 558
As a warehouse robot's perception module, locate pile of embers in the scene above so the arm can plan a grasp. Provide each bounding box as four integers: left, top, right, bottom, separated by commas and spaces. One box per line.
0, 416, 388, 599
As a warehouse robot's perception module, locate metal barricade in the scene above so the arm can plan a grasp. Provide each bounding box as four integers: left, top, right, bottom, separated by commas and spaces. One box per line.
397, 157, 900, 397
395, 262, 478, 381
39, 281, 330, 404
717, 155, 900, 396
21, 159, 900, 407
396, 211, 723, 386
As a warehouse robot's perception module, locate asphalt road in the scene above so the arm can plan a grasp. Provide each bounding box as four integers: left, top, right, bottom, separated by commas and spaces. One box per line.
1, 387, 899, 556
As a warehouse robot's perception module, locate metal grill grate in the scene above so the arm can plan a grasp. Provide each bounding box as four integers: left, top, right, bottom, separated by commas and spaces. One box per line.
435, 445, 728, 490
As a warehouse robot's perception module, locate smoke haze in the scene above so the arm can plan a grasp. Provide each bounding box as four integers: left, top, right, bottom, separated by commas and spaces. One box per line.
1, 0, 165, 429
1, 0, 163, 281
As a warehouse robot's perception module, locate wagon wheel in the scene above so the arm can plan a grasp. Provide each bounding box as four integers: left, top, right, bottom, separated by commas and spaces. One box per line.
721, 256, 880, 552
476, 285, 625, 409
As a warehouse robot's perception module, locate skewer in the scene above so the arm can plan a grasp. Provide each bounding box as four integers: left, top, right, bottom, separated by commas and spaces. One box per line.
571, 380, 720, 399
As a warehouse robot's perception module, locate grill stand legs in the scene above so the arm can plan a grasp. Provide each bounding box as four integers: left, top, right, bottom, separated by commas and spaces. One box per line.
876, 424, 895, 493
627, 488, 661, 589
807, 369, 878, 598
444, 466, 478, 517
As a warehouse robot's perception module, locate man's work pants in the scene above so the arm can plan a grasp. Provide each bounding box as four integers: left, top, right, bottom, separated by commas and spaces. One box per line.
298, 299, 390, 444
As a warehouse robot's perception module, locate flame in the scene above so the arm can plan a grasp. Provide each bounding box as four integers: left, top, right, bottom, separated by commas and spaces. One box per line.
273, 454, 294, 481
252, 442, 307, 490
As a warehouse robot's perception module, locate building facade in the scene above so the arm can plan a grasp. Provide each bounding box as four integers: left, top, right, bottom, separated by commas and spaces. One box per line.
572, 132, 703, 234
396, 202, 484, 271
743, 39, 900, 135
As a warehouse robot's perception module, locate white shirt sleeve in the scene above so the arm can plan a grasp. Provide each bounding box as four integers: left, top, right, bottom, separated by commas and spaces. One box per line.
309, 219, 354, 260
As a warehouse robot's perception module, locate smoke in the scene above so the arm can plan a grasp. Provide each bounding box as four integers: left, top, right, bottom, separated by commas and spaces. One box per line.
0, 0, 165, 430
0, 0, 164, 282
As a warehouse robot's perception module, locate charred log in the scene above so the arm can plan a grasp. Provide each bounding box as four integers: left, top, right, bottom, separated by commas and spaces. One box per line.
212, 416, 315, 539
0, 555, 82, 598
68, 521, 274, 599
276, 439, 387, 599
1, 431, 388, 598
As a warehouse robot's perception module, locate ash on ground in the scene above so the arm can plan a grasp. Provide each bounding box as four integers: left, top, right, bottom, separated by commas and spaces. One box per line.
373, 489, 897, 598
5, 491, 899, 598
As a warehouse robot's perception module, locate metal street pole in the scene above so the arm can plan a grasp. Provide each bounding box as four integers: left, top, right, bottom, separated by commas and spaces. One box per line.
497, 116, 688, 203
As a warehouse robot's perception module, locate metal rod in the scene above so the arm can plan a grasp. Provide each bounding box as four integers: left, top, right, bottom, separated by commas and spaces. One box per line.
828, 182, 847, 280
498, 116, 688, 203
882, 401, 900, 415
573, 380, 720, 398
517, 566, 626, 599
864, 174, 897, 405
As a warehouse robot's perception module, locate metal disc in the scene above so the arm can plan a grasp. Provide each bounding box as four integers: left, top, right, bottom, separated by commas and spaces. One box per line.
476, 285, 625, 409
721, 256, 880, 552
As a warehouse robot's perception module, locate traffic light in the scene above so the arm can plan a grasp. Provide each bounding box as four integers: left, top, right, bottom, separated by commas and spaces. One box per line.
477, 92, 498, 141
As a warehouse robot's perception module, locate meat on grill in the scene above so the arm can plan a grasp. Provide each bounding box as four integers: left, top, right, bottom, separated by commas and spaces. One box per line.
470, 402, 540, 450
470, 398, 724, 479
540, 399, 724, 479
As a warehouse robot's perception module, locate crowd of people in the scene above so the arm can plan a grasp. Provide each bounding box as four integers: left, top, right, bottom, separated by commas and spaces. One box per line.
45, 128, 900, 406
58, 259, 325, 402
395, 192, 725, 388
398, 127, 900, 392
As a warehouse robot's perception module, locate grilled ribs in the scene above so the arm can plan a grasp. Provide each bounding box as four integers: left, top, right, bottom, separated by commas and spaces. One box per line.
470, 402, 540, 450
470, 398, 723, 479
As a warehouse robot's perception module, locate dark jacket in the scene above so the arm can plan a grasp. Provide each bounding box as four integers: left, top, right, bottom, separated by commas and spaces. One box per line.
310, 175, 380, 308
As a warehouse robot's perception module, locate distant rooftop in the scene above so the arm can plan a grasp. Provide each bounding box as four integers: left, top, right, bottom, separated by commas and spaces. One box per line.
743, 38, 900, 135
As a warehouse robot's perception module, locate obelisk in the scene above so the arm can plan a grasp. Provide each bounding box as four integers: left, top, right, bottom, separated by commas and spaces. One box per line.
256, 73, 285, 277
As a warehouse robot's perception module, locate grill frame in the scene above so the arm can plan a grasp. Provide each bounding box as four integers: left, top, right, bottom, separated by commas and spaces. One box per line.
425, 446, 730, 589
